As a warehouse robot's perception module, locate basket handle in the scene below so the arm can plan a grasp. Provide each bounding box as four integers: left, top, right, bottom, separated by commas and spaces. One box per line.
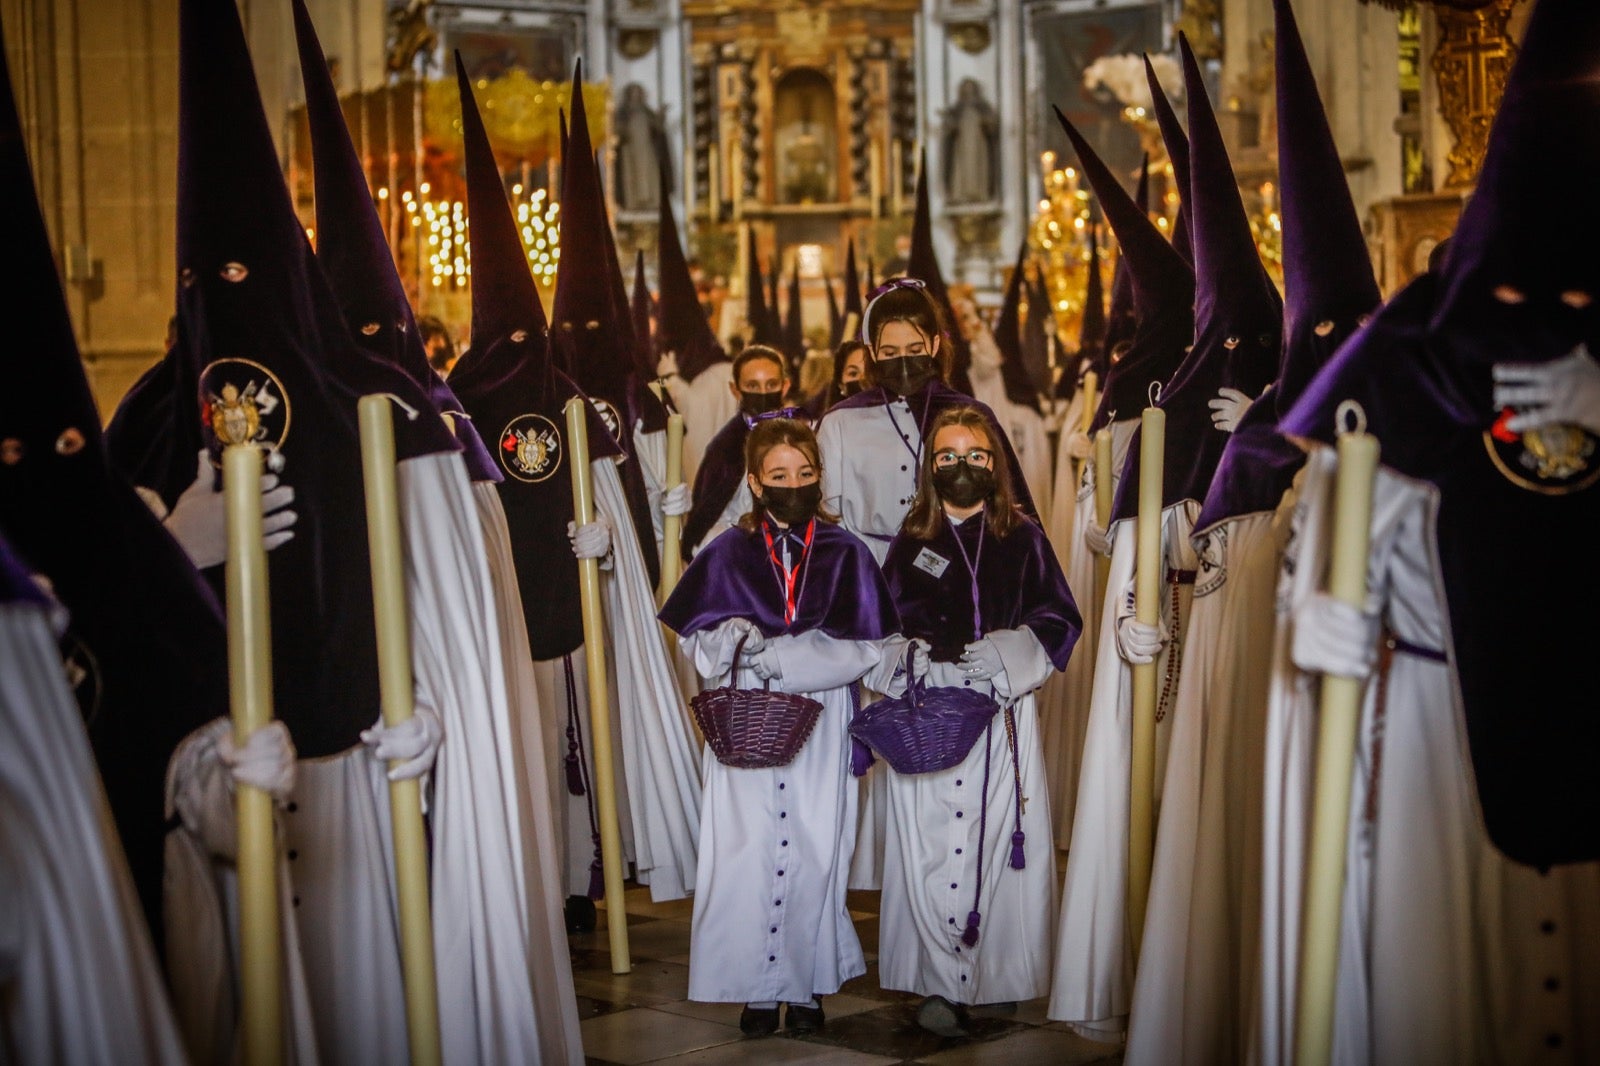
905, 640, 922, 710
731, 628, 773, 693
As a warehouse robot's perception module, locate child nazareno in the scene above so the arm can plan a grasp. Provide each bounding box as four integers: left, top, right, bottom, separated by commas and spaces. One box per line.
863, 404, 1081, 1035
660, 418, 898, 1036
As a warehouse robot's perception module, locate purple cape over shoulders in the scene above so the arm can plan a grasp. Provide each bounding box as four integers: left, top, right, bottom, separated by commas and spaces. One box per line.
881, 514, 1080, 670
660, 519, 899, 643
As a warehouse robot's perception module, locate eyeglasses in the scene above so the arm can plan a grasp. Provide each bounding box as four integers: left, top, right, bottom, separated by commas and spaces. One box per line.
933, 448, 993, 469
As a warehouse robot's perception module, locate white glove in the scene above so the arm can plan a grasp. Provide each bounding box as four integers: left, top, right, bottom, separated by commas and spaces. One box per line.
361, 705, 444, 781
1291, 592, 1381, 680
1065, 430, 1095, 461
747, 643, 783, 681
959, 637, 1005, 682
1085, 518, 1113, 558
216, 720, 297, 803
165, 449, 297, 569
1208, 387, 1253, 433
661, 483, 692, 517
1115, 616, 1168, 664
1114, 582, 1168, 664
1492, 344, 1600, 435
722, 616, 767, 655
905, 637, 933, 682
567, 512, 613, 560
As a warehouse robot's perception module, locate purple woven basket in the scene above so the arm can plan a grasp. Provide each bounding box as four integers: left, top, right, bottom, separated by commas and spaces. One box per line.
850, 645, 999, 774
691, 634, 824, 769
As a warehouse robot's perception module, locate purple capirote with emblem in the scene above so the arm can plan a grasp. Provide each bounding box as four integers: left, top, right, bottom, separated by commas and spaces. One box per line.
446, 53, 625, 662
1281, 0, 1600, 868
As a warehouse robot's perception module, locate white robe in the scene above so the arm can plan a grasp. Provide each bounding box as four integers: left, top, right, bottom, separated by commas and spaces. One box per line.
681, 625, 877, 1004
1037, 417, 1137, 851
469, 482, 585, 1063
1123, 505, 1287, 1065
817, 397, 926, 891
1048, 499, 1199, 1037
0, 600, 188, 1065
542, 458, 702, 902
664, 363, 736, 487
1256, 448, 1600, 1065
165, 452, 552, 1064
865, 627, 1060, 1004
968, 330, 1054, 527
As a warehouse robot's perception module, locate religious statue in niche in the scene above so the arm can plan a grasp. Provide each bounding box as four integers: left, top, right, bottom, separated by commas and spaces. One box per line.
942, 78, 999, 205
615, 83, 669, 213
775, 71, 836, 204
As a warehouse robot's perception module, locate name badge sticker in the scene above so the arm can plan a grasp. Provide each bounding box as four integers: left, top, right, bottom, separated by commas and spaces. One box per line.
912, 547, 950, 578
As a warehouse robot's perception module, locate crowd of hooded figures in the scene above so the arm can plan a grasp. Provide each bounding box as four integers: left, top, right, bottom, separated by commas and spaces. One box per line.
4, 0, 1600, 1062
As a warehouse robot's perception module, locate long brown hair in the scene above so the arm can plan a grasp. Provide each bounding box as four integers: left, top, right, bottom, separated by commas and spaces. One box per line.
736, 417, 839, 532
901, 406, 1024, 541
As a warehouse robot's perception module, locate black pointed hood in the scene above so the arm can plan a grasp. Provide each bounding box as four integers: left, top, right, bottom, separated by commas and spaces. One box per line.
989, 239, 1044, 410
906, 149, 974, 394
745, 229, 779, 345
1063, 223, 1108, 399
0, 10, 224, 943
632, 249, 656, 375
1097, 158, 1147, 377
655, 143, 727, 382
293, 0, 496, 482
783, 270, 805, 371
1144, 53, 1193, 262
1023, 261, 1055, 399
826, 278, 843, 350
1054, 109, 1195, 432
842, 239, 864, 324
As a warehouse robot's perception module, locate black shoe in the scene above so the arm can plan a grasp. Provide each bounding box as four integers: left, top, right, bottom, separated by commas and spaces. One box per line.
915, 995, 968, 1037
784, 1000, 825, 1033
564, 895, 597, 934
739, 1005, 780, 1037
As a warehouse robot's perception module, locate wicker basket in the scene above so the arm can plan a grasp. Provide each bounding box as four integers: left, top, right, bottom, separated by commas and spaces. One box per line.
850, 645, 999, 774
691, 634, 824, 769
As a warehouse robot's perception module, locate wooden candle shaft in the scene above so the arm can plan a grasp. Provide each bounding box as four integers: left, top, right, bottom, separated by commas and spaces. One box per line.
1127, 406, 1165, 964
565, 397, 633, 974
1295, 432, 1380, 1066
224, 444, 283, 1066
358, 396, 442, 1066
658, 413, 686, 603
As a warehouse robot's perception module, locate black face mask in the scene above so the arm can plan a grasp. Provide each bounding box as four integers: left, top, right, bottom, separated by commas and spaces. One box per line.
873, 354, 939, 397
839, 379, 865, 398
740, 390, 786, 417
759, 482, 822, 526
932, 461, 995, 509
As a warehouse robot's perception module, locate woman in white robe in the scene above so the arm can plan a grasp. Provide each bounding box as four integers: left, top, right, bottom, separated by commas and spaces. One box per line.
660, 418, 897, 1035
864, 406, 1081, 1033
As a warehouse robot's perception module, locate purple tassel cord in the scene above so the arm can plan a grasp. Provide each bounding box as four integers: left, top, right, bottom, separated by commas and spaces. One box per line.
961, 910, 982, 948
564, 731, 586, 796
587, 845, 606, 901
1009, 830, 1027, 871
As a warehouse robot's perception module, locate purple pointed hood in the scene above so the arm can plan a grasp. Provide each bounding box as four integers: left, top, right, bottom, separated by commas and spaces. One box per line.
293, 0, 496, 482
783, 270, 805, 370
1144, 54, 1193, 263
552, 65, 655, 434
1111, 33, 1282, 520
1054, 110, 1195, 433
655, 144, 727, 382
1097, 157, 1148, 376
1023, 261, 1055, 399
1281, 0, 1600, 870
1196, 0, 1382, 532
906, 149, 974, 395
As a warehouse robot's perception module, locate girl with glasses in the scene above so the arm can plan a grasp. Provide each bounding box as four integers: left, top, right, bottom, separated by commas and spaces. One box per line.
864, 405, 1081, 1035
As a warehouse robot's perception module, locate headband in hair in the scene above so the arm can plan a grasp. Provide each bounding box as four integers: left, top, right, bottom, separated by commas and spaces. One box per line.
860, 277, 929, 343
